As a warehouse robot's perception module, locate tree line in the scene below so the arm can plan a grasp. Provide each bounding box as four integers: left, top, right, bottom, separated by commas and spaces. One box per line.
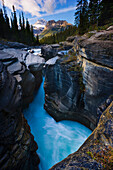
40, 0, 113, 44
75, 0, 113, 35
0, 2, 39, 45
40, 26, 77, 44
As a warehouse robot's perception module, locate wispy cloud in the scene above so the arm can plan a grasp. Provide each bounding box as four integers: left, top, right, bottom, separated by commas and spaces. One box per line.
29, 6, 76, 22
0, 0, 68, 17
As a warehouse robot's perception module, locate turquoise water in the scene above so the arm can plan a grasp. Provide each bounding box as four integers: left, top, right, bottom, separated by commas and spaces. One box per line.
24, 78, 92, 170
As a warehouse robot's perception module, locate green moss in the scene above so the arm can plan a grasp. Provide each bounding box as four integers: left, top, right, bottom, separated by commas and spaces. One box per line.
87, 151, 94, 159
61, 56, 77, 64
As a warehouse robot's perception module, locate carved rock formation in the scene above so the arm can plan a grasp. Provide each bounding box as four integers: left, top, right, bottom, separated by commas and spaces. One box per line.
0, 62, 40, 169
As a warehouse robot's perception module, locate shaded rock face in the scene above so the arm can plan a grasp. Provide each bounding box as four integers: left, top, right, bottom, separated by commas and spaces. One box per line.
41, 45, 59, 60
0, 62, 39, 170
0, 48, 44, 108
44, 57, 96, 130
0, 40, 27, 49
44, 30, 113, 130
50, 97, 113, 170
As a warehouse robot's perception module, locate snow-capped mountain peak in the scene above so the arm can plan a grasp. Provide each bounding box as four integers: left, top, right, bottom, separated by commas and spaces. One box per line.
33, 19, 47, 29
33, 19, 47, 36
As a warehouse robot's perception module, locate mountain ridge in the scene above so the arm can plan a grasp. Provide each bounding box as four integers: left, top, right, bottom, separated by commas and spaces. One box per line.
38, 19, 72, 39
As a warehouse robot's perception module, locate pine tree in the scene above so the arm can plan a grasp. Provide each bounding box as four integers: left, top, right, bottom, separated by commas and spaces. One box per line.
75, 0, 88, 34
12, 5, 18, 31
19, 13, 22, 29
2, 0, 10, 39
99, 0, 113, 26
31, 25, 34, 42
36, 34, 40, 45
22, 12, 25, 30
0, 9, 5, 38
88, 0, 100, 28
10, 5, 18, 41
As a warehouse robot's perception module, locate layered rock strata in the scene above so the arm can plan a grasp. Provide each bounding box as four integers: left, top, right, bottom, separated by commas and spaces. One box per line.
44, 29, 113, 130
0, 62, 40, 169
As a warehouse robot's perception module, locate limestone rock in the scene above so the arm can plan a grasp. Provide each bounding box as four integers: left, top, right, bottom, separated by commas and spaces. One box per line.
41, 45, 59, 60
29, 63, 44, 91
0, 62, 39, 170
0, 49, 43, 108
59, 41, 74, 50
45, 56, 60, 65
0, 40, 27, 49
25, 53, 45, 67
44, 30, 113, 130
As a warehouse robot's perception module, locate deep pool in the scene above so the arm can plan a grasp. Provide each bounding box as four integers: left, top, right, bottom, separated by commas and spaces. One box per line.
24, 78, 92, 170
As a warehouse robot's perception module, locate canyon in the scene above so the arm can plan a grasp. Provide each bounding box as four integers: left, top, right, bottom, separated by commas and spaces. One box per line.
0, 26, 113, 169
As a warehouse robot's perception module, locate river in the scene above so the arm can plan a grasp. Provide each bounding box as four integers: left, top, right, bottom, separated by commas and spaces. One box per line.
24, 77, 92, 170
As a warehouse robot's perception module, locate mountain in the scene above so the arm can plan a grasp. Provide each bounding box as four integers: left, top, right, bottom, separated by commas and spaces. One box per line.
33, 19, 47, 36
39, 20, 72, 39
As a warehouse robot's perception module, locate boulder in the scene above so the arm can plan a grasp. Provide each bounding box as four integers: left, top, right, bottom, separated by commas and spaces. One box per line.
3, 48, 28, 62
7, 61, 23, 74
21, 70, 36, 108
45, 56, 60, 65
41, 45, 59, 60
29, 63, 44, 91
25, 53, 45, 67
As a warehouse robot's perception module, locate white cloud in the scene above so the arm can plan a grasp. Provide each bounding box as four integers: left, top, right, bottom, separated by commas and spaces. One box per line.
42, 0, 56, 13
59, 0, 66, 5
29, 6, 76, 22
0, 0, 67, 17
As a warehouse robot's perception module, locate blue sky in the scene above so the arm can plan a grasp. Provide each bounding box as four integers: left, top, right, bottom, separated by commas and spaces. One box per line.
0, 0, 77, 25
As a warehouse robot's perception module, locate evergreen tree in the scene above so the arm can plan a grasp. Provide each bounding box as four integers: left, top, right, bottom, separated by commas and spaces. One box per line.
2, 0, 10, 38
88, 0, 100, 28
0, 3, 35, 45
31, 25, 34, 42
99, 0, 113, 26
22, 12, 25, 30
36, 34, 40, 45
26, 19, 30, 32
12, 5, 18, 31
0, 9, 5, 38
19, 13, 22, 29
75, 0, 88, 34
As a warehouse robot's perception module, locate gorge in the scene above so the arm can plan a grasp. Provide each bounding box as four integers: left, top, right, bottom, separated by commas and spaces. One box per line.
24, 78, 92, 170
0, 26, 113, 170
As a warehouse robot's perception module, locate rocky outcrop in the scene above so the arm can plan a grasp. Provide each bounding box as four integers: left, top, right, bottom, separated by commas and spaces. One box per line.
0, 48, 45, 108
0, 62, 40, 169
44, 29, 113, 130
59, 41, 74, 50
0, 40, 27, 49
50, 96, 113, 170
45, 20, 72, 29
41, 45, 60, 60
44, 55, 96, 130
